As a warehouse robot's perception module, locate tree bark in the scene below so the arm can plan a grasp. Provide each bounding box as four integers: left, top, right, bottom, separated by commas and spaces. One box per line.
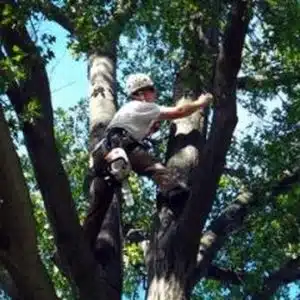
146, 1, 251, 299
146, 65, 207, 300
180, 0, 251, 246
86, 46, 123, 298
1, 21, 116, 299
146, 16, 215, 300
88, 49, 117, 152
0, 105, 57, 300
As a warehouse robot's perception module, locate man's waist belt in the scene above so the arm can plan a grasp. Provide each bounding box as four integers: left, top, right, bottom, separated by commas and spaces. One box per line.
91, 128, 143, 159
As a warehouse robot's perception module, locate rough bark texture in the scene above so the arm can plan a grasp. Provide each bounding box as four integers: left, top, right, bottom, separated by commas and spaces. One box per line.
87, 49, 118, 228
0, 106, 57, 300
146, 72, 207, 300
89, 51, 117, 144
146, 1, 251, 299
2, 0, 139, 298
87, 47, 123, 298
1, 14, 117, 299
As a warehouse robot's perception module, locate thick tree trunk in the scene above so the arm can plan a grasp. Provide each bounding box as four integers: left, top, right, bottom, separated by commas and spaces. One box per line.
146, 1, 251, 299
145, 13, 216, 300
86, 47, 123, 298
0, 105, 57, 300
89, 51, 117, 151
1, 21, 117, 298
144, 73, 209, 300
145, 49, 211, 300
147, 272, 188, 300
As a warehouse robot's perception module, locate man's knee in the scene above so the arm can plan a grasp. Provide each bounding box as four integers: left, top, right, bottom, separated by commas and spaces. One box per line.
129, 147, 158, 175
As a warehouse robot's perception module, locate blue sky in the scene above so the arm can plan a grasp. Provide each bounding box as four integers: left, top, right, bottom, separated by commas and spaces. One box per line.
40, 22, 88, 110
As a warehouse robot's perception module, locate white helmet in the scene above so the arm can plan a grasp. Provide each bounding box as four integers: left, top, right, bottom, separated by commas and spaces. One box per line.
125, 73, 154, 96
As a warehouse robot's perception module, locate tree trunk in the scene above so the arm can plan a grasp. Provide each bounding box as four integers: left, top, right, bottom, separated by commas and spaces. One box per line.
0, 105, 57, 300
145, 1, 251, 299
145, 13, 217, 300
2, 21, 117, 297
86, 46, 123, 298
147, 272, 188, 300
89, 50, 117, 152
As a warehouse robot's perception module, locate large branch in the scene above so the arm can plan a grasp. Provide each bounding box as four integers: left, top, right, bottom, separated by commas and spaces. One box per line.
165, 9, 221, 170
166, 65, 207, 176
1, 21, 117, 300
84, 2, 141, 292
32, 0, 75, 34
0, 105, 57, 300
178, 0, 252, 253
252, 257, 300, 300
92, 195, 123, 291
188, 168, 300, 288
149, 11, 221, 279
237, 73, 300, 92
86, 45, 125, 297
207, 265, 245, 285
35, 0, 138, 42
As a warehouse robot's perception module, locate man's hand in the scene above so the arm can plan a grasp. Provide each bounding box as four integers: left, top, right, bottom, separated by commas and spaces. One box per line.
196, 93, 214, 108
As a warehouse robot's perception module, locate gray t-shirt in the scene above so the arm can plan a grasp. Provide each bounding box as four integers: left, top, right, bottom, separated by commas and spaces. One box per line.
107, 100, 161, 141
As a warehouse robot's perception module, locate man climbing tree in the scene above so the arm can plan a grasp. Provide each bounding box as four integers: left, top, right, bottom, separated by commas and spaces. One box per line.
83, 73, 213, 255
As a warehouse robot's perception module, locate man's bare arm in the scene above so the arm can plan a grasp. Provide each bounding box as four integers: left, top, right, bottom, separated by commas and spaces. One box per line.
158, 93, 213, 121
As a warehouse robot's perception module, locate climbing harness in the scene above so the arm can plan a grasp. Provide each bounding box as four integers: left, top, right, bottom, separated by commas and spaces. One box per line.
90, 128, 144, 206
92, 140, 131, 182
